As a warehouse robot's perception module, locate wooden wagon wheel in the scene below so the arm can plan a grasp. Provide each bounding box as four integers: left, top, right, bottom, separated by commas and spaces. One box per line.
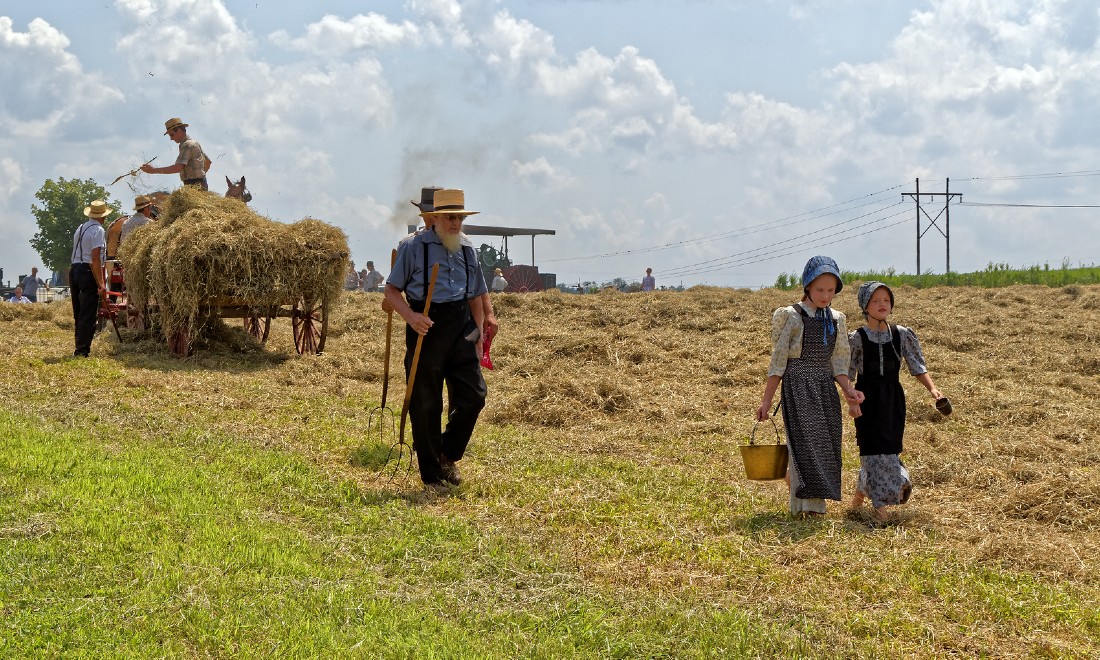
242, 308, 272, 342
168, 325, 192, 357
292, 295, 328, 355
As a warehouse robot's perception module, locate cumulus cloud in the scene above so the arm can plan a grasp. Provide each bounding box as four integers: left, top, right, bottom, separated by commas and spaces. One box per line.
511, 157, 576, 190
115, 0, 252, 81
269, 13, 421, 54
0, 158, 23, 203
0, 17, 124, 137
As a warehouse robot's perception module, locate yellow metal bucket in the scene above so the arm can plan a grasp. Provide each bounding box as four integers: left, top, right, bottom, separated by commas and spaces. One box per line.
740, 419, 788, 481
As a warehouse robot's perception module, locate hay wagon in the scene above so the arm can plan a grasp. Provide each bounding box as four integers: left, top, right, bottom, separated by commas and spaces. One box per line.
162, 292, 332, 357
117, 187, 349, 358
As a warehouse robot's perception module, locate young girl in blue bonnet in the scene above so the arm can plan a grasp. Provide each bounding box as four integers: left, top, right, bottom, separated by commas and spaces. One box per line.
757, 256, 864, 517
847, 281, 946, 522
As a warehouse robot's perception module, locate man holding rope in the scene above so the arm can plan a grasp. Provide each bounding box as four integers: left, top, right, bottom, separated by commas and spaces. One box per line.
384, 189, 489, 489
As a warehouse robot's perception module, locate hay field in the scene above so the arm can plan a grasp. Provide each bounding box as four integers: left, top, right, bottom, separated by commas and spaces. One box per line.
2, 283, 1098, 656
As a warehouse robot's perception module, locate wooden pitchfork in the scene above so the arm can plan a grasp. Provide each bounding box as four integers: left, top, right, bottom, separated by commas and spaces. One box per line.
382, 263, 439, 482
368, 249, 399, 461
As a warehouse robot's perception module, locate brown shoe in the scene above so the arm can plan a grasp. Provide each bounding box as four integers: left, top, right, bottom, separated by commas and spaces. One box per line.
439, 456, 463, 486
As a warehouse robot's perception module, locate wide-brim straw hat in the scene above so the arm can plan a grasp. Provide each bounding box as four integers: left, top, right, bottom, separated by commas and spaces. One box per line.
410, 186, 443, 213
419, 189, 479, 216
164, 117, 188, 134
134, 195, 153, 211
84, 199, 112, 218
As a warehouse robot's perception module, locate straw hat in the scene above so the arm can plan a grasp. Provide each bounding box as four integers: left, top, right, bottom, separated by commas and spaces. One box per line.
84, 200, 112, 219
163, 117, 188, 134
134, 195, 153, 211
420, 189, 479, 216
410, 186, 443, 213
494, 268, 503, 275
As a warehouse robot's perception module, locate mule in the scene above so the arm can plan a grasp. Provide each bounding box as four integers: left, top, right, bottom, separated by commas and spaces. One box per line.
225, 176, 252, 203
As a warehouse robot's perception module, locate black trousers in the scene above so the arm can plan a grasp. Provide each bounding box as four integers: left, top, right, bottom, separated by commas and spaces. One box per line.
404, 299, 486, 484
69, 264, 98, 357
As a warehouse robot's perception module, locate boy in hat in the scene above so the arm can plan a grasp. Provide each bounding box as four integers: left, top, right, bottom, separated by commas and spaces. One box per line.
384, 189, 489, 489
69, 200, 110, 357
142, 118, 212, 190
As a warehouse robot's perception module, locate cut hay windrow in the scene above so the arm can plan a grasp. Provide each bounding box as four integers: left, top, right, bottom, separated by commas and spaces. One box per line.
118, 186, 349, 344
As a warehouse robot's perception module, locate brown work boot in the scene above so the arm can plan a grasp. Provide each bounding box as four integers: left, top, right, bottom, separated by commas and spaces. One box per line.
439, 456, 463, 486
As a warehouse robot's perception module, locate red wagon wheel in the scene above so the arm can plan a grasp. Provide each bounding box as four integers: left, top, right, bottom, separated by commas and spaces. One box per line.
168, 325, 192, 357
292, 296, 328, 355
242, 309, 272, 342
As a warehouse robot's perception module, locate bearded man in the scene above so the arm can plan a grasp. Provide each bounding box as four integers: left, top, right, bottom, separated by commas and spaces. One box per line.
384, 189, 489, 489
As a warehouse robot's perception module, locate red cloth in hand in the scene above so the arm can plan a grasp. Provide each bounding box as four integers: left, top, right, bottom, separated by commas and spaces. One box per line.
480, 324, 495, 370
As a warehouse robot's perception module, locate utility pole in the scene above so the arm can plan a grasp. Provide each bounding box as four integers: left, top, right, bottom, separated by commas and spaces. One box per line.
902, 178, 962, 274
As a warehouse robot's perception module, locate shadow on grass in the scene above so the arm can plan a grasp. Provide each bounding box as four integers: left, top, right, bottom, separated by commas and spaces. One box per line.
735, 511, 828, 542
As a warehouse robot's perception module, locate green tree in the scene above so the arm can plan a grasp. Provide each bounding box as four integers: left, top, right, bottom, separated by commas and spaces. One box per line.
30, 178, 120, 274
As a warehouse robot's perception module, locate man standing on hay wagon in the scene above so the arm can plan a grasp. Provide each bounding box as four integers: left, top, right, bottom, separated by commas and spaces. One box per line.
69, 200, 110, 358
141, 118, 212, 191
385, 189, 489, 488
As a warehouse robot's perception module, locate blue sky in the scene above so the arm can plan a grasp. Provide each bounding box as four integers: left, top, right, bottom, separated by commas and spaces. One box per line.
2, 0, 1098, 288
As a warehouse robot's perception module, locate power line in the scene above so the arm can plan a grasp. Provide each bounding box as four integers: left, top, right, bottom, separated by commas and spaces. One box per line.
539, 181, 911, 263
956, 169, 1100, 181
660, 202, 908, 278
663, 212, 911, 279
959, 202, 1100, 208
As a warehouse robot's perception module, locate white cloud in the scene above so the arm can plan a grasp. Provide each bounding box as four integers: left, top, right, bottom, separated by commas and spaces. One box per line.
0, 17, 124, 137
115, 0, 252, 81
0, 158, 23, 203
510, 157, 576, 190
268, 13, 421, 54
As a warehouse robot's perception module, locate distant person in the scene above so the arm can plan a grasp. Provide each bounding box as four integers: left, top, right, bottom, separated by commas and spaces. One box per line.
19, 267, 46, 302
641, 267, 655, 292
490, 267, 508, 293
141, 117, 212, 190
361, 260, 385, 292
344, 263, 360, 291
7, 286, 31, 303
847, 281, 946, 523
756, 256, 863, 517
70, 199, 110, 358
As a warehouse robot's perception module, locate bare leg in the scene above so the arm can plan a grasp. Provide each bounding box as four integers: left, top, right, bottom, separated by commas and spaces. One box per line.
850, 488, 866, 508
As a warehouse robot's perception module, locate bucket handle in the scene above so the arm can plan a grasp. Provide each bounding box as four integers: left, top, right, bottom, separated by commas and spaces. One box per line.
750, 417, 783, 446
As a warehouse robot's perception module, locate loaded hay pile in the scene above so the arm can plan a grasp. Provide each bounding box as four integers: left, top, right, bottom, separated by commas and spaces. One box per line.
118, 186, 348, 347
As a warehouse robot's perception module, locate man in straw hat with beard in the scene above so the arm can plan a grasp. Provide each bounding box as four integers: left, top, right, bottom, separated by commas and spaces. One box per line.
69, 200, 111, 357
141, 117, 212, 190
385, 189, 489, 489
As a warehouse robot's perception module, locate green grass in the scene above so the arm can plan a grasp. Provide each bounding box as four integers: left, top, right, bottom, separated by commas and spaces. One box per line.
775, 260, 1100, 289
3, 406, 1096, 657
